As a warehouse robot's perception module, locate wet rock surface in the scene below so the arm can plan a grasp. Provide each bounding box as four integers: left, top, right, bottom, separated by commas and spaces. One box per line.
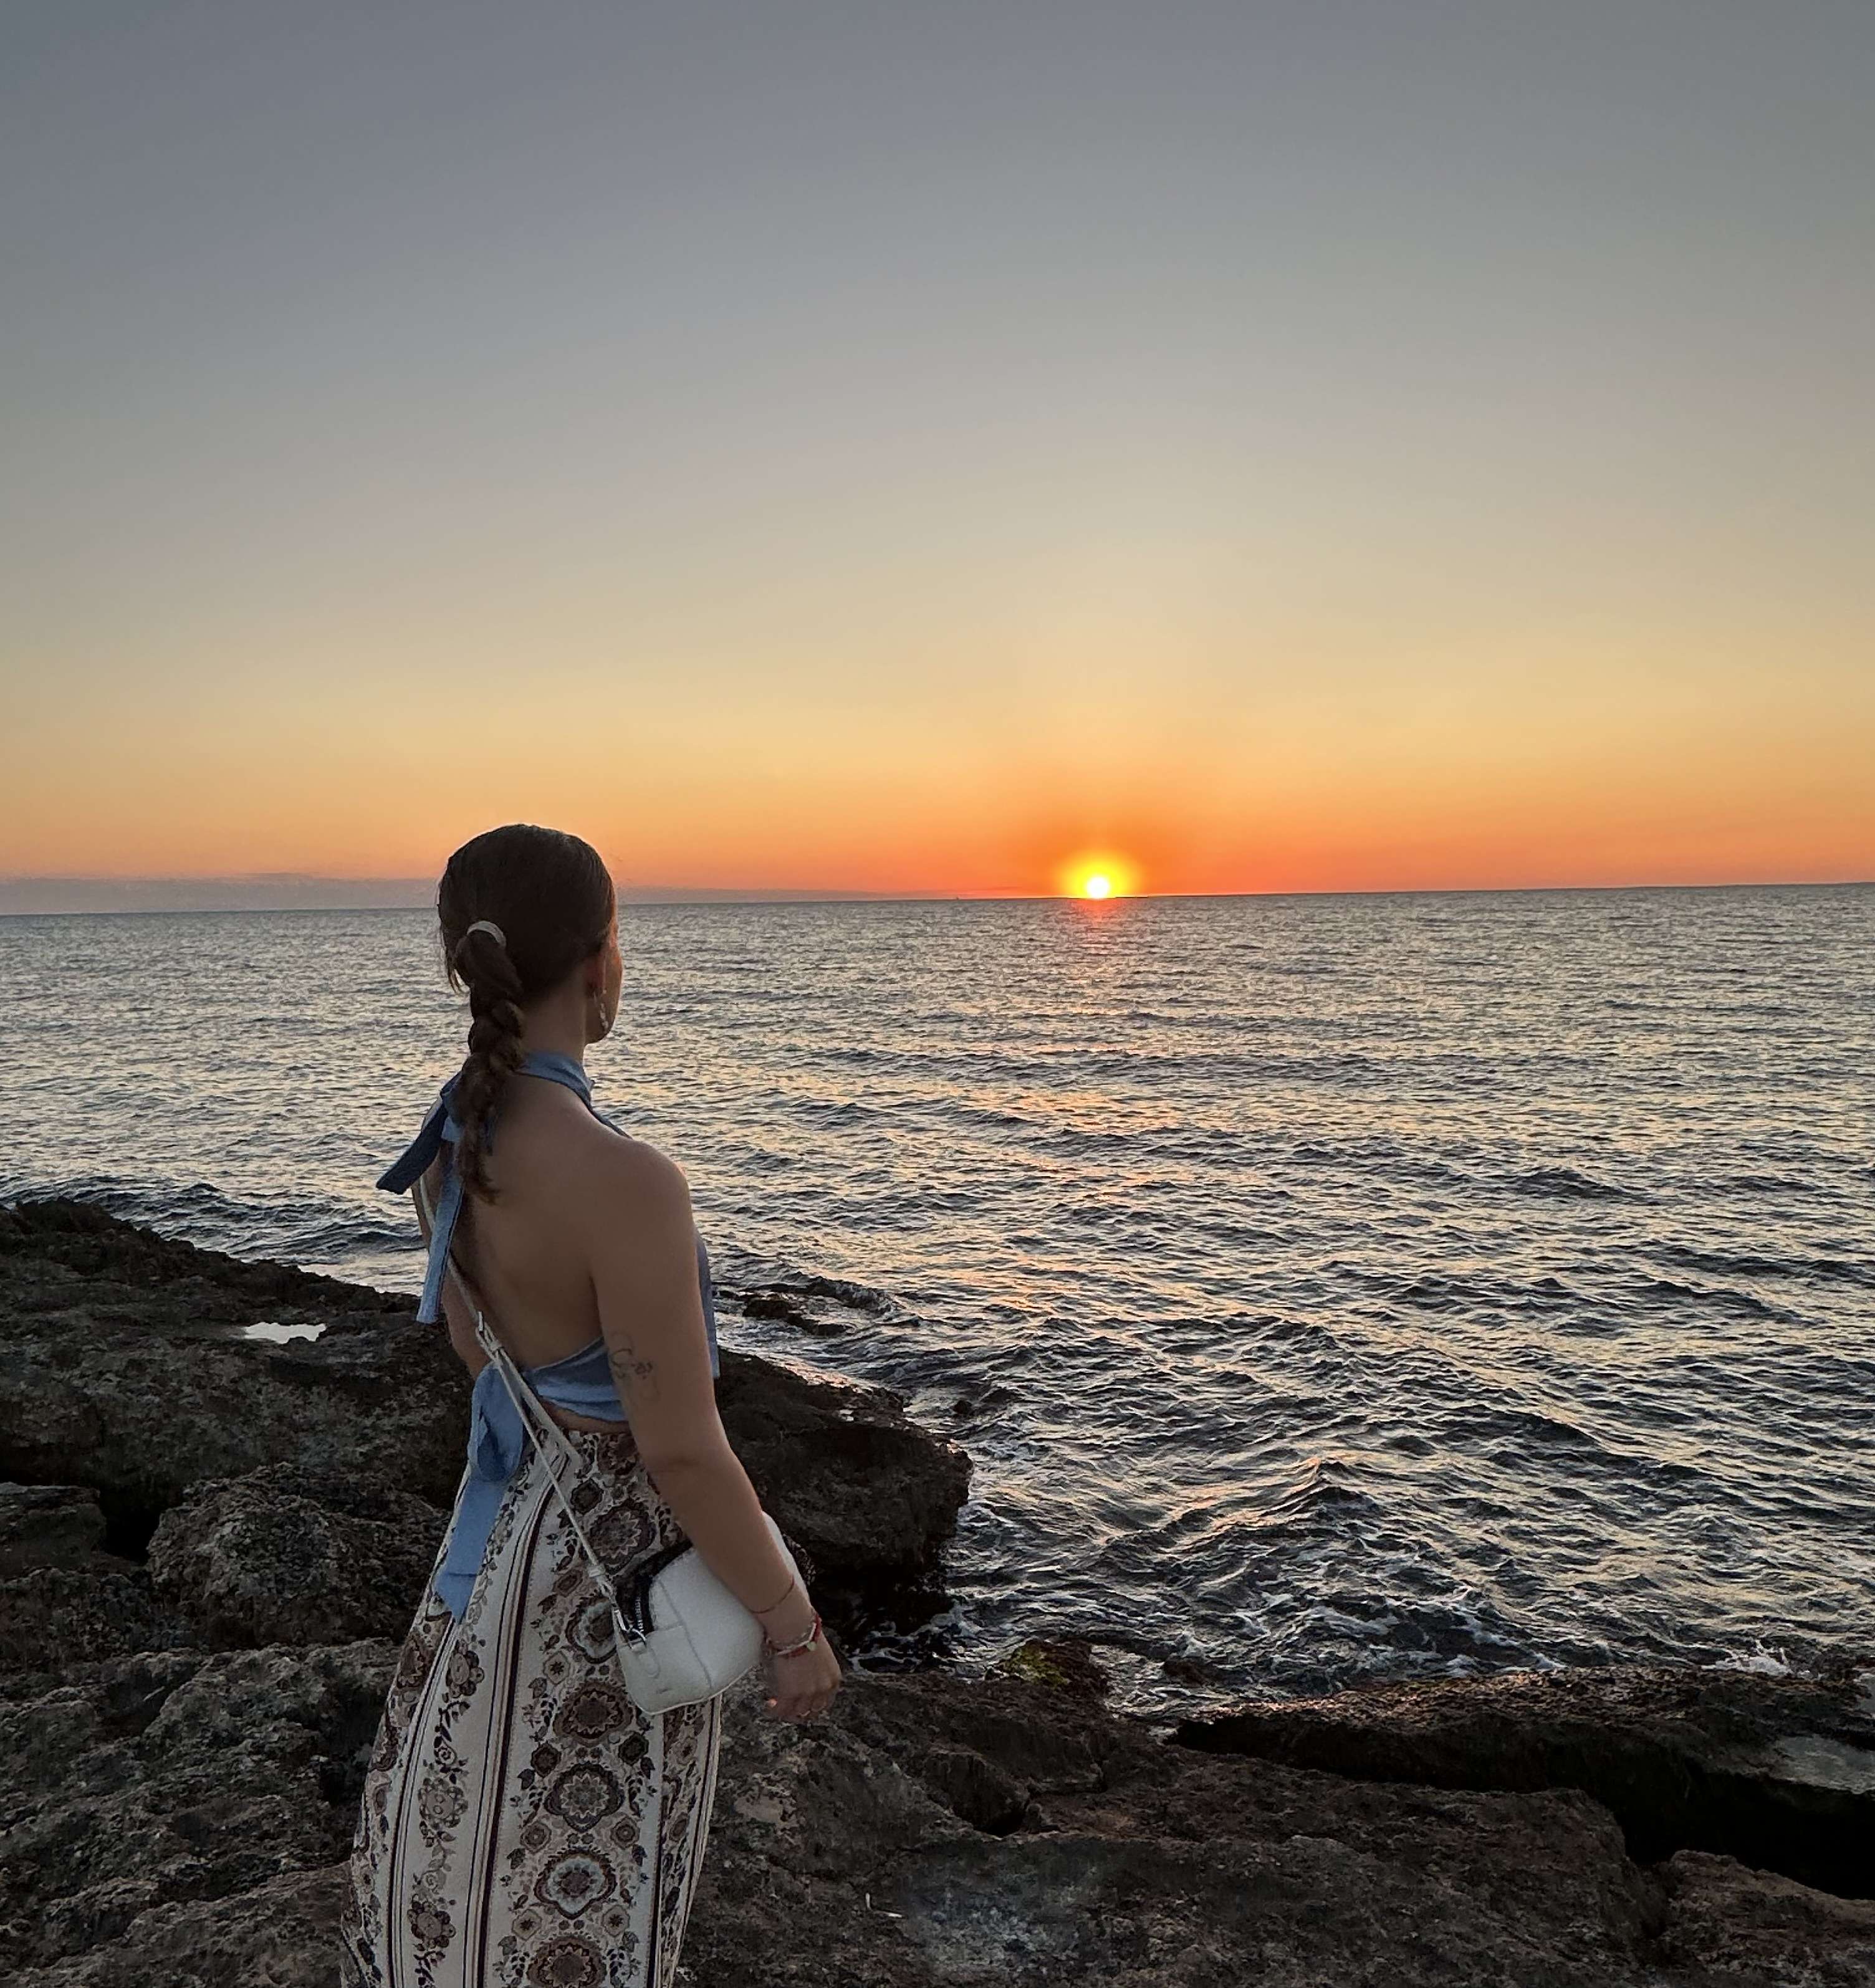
713, 1346, 974, 1635
1176, 1659, 1875, 1901
0, 1200, 470, 1529
5, 1200, 1874, 1985
9, 1640, 1875, 1987
0, 1198, 972, 1638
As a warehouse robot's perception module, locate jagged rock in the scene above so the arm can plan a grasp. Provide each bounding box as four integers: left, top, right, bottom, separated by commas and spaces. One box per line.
0, 1642, 395, 1984
1656, 1850, 1875, 1983
0, 1562, 198, 1679
828, 1661, 1108, 1845
1159, 1651, 1235, 1691
739, 1288, 845, 1334
0, 1483, 108, 1572
711, 1347, 974, 1629
0, 1201, 972, 1637
9, 1868, 352, 1988
14, 1201, 1871, 1982
948, 1380, 1016, 1420
1176, 1659, 1875, 1901
898, 1739, 1029, 1834
0, 1483, 197, 1678
689, 1668, 1662, 1987
147, 1464, 448, 1648
0, 1200, 469, 1527
9, 1647, 1875, 1986
995, 1631, 1114, 1700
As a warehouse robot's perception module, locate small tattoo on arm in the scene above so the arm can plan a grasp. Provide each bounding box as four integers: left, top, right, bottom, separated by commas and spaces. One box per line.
608, 1345, 658, 1398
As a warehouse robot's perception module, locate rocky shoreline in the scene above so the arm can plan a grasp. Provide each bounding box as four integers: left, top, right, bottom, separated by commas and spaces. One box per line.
2, 1197, 1872, 1986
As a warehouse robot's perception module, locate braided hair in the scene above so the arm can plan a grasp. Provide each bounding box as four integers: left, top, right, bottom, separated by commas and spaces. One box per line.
436, 824, 616, 1203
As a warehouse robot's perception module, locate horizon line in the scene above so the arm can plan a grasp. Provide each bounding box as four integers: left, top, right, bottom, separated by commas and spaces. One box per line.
2, 870, 1869, 917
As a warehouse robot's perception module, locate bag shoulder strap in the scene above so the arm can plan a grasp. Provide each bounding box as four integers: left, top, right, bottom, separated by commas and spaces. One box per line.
411, 1172, 644, 1639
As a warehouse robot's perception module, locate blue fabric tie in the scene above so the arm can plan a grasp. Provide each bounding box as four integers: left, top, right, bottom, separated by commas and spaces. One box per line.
376, 1049, 721, 1620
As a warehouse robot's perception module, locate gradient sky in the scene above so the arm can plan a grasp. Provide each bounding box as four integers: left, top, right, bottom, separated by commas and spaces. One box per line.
4, 1, 1871, 898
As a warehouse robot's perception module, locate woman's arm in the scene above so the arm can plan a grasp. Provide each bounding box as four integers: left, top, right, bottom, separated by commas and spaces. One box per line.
578, 1137, 817, 1645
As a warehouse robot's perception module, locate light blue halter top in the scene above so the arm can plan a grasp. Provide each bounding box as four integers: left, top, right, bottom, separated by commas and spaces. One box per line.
376, 1049, 720, 1619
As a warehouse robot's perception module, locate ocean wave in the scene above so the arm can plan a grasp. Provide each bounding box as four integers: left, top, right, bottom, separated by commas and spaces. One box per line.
0, 1175, 421, 1264
1626, 1276, 1799, 1325
1438, 1406, 1612, 1457
1652, 1241, 1875, 1290
1505, 1165, 1645, 1203
6, 887, 1871, 1712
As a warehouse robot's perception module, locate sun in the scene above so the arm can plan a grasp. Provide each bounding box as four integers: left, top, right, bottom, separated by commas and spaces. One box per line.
1057, 852, 1138, 899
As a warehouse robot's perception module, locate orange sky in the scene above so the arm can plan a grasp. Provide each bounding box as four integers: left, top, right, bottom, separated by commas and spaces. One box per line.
4, 8, 1872, 897
7, 619, 1869, 896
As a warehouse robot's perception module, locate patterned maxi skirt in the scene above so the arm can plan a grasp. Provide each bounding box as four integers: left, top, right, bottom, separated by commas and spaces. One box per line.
338, 1428, 726, 1988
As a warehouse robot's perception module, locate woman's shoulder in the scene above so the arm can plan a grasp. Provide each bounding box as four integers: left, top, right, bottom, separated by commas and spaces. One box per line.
563, 1117, 693, 1223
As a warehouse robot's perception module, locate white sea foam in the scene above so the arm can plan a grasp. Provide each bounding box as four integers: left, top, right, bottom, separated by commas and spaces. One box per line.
1712, 1643, 1795, 1678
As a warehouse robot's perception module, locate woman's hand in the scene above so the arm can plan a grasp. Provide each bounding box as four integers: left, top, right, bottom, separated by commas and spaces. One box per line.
763, 1632, 842, 1720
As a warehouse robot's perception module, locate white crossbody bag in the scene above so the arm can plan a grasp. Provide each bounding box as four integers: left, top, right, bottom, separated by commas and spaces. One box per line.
420, 1178, 806, 1716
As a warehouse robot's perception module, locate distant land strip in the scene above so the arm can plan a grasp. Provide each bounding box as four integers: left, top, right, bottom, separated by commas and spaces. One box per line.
2, 875, 1868, 915
0, 876, 926, 915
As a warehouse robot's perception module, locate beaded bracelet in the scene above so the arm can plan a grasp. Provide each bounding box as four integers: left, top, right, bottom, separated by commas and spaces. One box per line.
764, 1610, 823, 1658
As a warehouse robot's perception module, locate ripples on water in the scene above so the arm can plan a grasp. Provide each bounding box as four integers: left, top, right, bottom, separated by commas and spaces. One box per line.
3, 887, 1871, 1716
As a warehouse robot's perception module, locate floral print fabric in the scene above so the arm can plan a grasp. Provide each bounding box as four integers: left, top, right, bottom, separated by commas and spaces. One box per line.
340, 1429, 725, 1987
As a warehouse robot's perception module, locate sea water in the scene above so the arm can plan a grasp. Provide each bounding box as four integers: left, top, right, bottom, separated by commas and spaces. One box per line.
3, 886, 1870, 1715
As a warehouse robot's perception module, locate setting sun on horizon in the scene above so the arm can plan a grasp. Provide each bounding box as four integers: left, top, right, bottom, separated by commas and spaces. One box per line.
1058, 853, 1141, 901
3, 8, 1871, 903
5, 17, 1874, 1977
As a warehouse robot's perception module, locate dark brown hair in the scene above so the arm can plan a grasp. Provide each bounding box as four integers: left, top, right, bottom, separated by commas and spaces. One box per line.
437, 824, 615, 1202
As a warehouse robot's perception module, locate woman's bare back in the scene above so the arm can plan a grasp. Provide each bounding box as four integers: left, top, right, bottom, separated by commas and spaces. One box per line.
419, 1071, 666, 1431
